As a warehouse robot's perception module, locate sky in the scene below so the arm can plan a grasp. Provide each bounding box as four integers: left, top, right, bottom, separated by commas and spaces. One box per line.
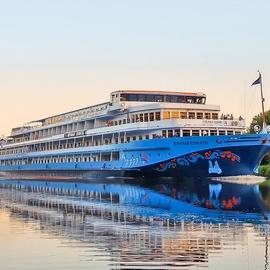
0, 0, 269, 136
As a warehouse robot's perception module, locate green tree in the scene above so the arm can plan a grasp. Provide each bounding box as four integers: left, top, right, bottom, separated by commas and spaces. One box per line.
248, 110, 270, 134
249, 110, 270, 167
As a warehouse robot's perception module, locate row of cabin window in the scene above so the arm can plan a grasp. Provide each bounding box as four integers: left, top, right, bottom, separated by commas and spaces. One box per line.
11, 112, 161, 143
111, 112, 161, 126
0, 152, 120, 166
163, 111, 218, 120
0, 133, 157, 156
0, 128, 242, 157
111, 111, 218, 126
162, 129, 242, 137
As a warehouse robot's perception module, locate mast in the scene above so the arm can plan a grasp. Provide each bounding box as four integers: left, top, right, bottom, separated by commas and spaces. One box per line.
252, 71, 266, 132
259, 71, 266, 131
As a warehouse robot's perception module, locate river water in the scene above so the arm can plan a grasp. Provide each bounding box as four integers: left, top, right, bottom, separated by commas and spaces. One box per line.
0, 177, 270, 270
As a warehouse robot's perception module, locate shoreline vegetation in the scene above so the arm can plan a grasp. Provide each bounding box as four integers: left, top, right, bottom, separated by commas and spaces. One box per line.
249, 110, 270, 178
259, 164, 270, 178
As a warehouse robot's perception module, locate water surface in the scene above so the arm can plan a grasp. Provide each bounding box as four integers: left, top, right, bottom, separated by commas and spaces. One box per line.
1, 177, 270, 270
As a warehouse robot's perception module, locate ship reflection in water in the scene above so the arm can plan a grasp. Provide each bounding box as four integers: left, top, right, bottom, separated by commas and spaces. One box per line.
1, 177, 270, 269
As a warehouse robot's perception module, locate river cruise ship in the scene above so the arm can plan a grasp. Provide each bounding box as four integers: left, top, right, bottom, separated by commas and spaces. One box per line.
0, 90, 269, 179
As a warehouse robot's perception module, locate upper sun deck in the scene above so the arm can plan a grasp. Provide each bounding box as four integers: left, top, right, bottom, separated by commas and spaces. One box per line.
10, 90, 209, 137
11, 101, 110, 136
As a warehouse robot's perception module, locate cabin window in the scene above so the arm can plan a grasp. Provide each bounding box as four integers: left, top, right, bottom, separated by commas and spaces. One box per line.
212, 113, 218, 120
188, 112, 196, 119
132, 136, 136, 141
235, 131, 241, 135
152, 95, 163, 102
192, 130, 200, 136
111, 94, 116, 103
186, 97, 195, 103
144, 113, 149, 122
180, 112, 187, 119
120, 94, 137, 101
118, 120, 122, 125
168, 130, 173, 137
162, 130, 167, 138
183, 130, 190, 136
112, 152, 120, 161
139, 136, 143, 140
205, 113, 211, 119
139, 114, 144, 122
101, 153, 111, 161
227, 130, 234, 135
210, 130, 217, 136
120, 95, 127, 101
163, 111, 170, 119
155, 112, 161, 121
168, 95, 178, 103
149, 112, 154, 121
127, 137, 130, 142
171, 111, 179, 119
219, 130, 226, 135
202, 130, 209, 136
175, 129, 180, 137
145, 135, 149, 139
165, 95, 171, 102
197, 112, 203, 119
123, 119, 126, 124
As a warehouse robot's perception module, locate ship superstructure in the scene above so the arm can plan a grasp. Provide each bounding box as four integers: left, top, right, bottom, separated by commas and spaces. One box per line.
0, 90, 268, 179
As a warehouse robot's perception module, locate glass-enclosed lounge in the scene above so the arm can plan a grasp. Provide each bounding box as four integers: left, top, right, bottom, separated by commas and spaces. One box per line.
118, 92, 206, 104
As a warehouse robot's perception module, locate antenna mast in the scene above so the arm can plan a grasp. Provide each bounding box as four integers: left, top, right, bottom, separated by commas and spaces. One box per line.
258, 71, 266, 131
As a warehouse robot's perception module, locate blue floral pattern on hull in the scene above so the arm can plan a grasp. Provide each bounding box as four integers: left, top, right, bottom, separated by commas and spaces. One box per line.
155, 150, 240, 172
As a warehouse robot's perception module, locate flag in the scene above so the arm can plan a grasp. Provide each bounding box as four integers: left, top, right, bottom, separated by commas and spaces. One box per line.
252, 74, 261, 86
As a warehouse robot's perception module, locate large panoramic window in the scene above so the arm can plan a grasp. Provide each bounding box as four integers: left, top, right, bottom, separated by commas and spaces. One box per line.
120, 94, 164, 102
119, 93, 205, 104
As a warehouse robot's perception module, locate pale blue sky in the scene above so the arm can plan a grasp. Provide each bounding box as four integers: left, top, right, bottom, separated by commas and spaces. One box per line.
0, 0, 269, 135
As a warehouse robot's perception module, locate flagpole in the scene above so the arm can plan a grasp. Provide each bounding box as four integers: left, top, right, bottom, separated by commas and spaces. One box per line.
259, 71, 266, 131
